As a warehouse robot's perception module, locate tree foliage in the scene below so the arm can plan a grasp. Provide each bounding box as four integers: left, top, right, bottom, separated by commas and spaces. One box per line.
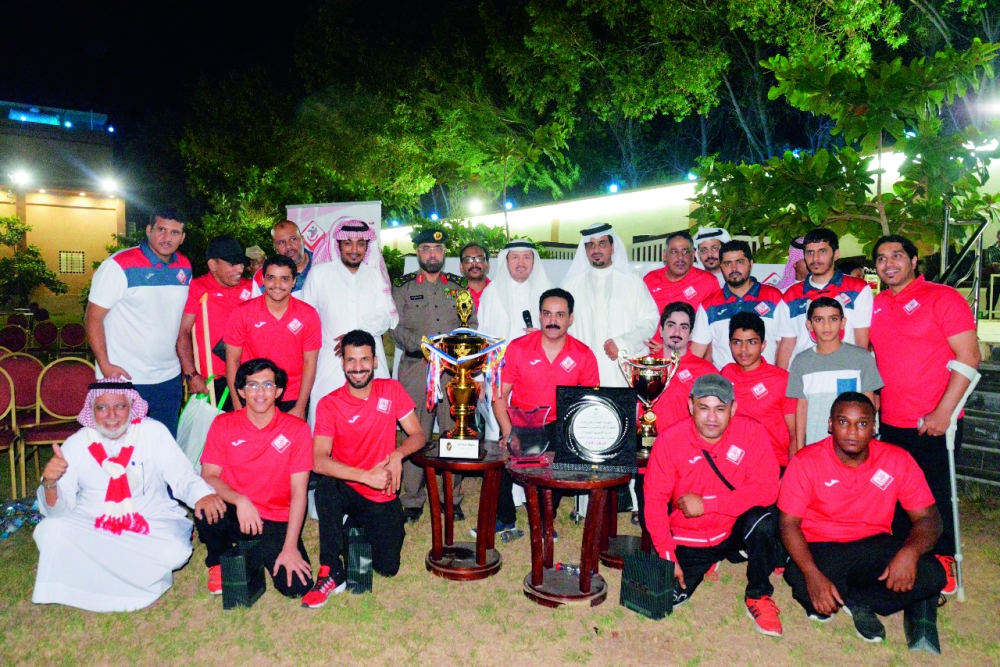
0, 215, 67, 308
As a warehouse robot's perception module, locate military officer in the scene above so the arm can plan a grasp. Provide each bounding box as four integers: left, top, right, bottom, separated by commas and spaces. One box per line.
391, 228, 478, 523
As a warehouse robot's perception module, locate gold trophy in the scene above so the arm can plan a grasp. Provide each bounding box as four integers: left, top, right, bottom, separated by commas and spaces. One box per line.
617, 350, 681, 455
421, 290, 506, 458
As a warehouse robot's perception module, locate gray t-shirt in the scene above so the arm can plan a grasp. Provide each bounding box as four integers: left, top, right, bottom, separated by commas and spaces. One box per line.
786, 343, 884, 446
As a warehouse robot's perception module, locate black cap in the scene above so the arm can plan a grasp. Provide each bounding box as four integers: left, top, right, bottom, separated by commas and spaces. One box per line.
412, 228, 448, 245
206, 236, 245, 265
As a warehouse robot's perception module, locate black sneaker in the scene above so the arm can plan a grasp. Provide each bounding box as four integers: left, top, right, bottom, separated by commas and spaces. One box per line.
807, 611, 833, 623
453, 504, 465, 521
403, 507, 423, 524
845, 602, 885, 643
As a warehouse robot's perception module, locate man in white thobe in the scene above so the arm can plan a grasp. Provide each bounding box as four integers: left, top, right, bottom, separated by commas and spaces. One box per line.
694, 226, 732, 288
32, 379, 225, 612
301, 219, 398, 426
562, 223, 659, 387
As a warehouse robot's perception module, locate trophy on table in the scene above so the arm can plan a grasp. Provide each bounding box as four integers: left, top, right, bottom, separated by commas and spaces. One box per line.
617, 350, 681, 455
421, 290, 507, 459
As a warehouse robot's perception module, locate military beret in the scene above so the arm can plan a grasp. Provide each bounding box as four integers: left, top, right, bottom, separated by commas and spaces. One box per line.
412, 228, 448, 245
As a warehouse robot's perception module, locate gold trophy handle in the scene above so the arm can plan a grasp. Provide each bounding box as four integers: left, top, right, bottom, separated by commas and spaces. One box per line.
455, 290, 474, 328
618, 351, 652, 410
420, 335, 434, 362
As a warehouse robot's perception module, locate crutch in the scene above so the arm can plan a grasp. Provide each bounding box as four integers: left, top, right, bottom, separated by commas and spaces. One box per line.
200, 292, 218, 407
943, 359, 981, 602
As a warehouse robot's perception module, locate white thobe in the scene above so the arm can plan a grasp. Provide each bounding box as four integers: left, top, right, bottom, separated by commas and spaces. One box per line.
301, 260, 395, 426
479, 280, 534, 341
33, 419, 214, 612
564, 265, 659, 387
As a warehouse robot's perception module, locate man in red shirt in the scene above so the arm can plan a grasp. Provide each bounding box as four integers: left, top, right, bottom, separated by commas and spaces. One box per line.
720, 312, 796, 468
177, 236, 253, 410
303, 330, 426, 608
492, 288, 600, 535
869, 235, 980, 595
459, 242, 491, 312
647, 302, 717, 430
225, 255, 321, 419
643, 231, 721, 318
778, 393, 946, 644
645, 374, 782, 636
195, 358, 315, 599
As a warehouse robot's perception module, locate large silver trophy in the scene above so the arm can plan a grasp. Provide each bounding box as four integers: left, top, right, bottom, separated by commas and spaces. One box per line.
617, 350, 681, 455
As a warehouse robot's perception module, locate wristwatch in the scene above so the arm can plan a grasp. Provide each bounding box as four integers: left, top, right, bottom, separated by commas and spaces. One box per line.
40, 476, 58, 490
184, 372, 198, 382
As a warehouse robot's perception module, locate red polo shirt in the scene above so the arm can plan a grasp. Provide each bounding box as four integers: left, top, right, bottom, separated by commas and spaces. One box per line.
502, 330, 600, 423
721, 361, 796, 466
225, 295, 322, 401
314, 379, 415, 502
469, 277, 491, 312
643, 266, 721, 315
184, 274, 253, 376
778, 436, 935, 543
869, 275, 976, 428
644, 415, 780, 561
201, 409, 314, 522
648, 352, 717, 430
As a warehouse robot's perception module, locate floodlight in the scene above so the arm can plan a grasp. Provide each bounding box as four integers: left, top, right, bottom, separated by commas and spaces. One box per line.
608, 183, 619, 194
468, 198, 483, 214
430, 213, 439, 221
505, 201, 514, 210
11, 171, 29, 186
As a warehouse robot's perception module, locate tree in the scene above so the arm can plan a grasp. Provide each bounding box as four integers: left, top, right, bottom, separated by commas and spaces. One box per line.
0, 215, 67, 309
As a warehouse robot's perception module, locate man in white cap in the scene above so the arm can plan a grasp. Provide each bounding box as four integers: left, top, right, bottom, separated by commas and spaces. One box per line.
301, 219, 398, 426
694, 227, 732, 287
32, 378, 225, 612
562, 223, 659, 386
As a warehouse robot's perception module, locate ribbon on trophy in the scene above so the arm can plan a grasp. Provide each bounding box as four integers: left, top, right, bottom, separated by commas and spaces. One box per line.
421, 328, 507, 411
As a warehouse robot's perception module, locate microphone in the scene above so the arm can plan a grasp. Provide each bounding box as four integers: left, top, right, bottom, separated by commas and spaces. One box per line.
522, 310, 533, 329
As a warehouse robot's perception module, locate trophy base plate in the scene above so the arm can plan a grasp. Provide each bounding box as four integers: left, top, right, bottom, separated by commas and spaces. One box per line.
439, 438, 482, 459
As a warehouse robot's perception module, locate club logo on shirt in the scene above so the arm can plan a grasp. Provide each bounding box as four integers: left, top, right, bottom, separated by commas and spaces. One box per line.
823, 479, 840, 487
871, 469, 894, 490
726, 445, 745, 465
231, 439, 246, 447
683, 286, 697, 299
240, 289, 252, 301
529, 359, 542, 366
834, 293, 851, 306
177, 270, 188, 284
253, 322, 267, 328
751, 382, 768, 398
287, 318, 303, 334
145, 272, 155, 280
688, 455, 702, 464
754, 302, 771, 316
347, 415, 360, 424
903, 299, 921, 315
377, 398, 391, 413
271, 434, 291, 453
560, 356, 577, 372
677, 369, 693, 382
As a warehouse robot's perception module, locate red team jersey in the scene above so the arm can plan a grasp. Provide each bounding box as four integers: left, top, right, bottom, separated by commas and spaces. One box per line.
501, 331, 600, 423
225, 296, 322, 401
648, 352, 717, 430
183, 274, 253, 376
643, 266, 721, 345
201, 409, 314, 522
720, 361, 796, 466
778, 437, 935, 543
869, 275, 976, 428
314, 379, 416, 502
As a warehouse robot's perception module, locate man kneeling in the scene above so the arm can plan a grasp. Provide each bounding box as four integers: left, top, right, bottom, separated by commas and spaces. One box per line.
645, 374, 783, 636
33, 379, 225, 612
779, 392, 946, 645
196, 358, 315, 599
303, 329, 425, 608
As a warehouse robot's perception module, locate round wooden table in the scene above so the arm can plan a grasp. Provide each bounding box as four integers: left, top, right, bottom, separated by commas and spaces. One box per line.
507, 461, 631, 608
599, 453, 653, 569
411, 446, 506, 581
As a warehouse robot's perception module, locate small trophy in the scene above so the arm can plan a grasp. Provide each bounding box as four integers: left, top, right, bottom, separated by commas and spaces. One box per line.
617, 351, 681, 455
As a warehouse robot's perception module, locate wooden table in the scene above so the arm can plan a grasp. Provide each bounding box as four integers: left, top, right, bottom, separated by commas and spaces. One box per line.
599, 453, 653, 569
411, 446, 506, 581
507, 461, 631, 607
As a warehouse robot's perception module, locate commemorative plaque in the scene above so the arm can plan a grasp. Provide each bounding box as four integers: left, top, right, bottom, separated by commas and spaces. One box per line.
552, 386, 636, 473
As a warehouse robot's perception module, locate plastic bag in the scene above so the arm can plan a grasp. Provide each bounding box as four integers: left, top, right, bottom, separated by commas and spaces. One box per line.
177, 386, 228, 472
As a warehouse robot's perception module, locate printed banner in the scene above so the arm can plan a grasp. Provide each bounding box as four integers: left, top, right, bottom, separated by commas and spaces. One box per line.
285, 201, 382, 267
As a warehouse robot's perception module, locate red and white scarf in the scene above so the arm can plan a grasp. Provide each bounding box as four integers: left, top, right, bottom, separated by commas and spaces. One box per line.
87, 421, 149, 535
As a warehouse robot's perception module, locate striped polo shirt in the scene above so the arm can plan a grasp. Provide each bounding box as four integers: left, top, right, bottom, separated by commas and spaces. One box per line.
691, 279, 785, 368
777, 270, 873, 365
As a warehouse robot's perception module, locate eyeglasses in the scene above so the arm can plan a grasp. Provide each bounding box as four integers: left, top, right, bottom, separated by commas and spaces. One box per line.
244, 381, 277, 392
461, 256, 488, 264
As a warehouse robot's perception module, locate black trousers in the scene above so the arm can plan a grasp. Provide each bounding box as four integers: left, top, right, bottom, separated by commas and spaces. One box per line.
314, 474, 406, 579
881, 420, 962, 557
674, 506, 778, 603
194, 503, 313, 598
784, 533, 946, 616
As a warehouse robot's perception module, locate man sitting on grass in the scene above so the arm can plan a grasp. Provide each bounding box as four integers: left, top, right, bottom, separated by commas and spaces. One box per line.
32, 379, 225, 612
779, 393, 946, 646
195, 358, 315, 600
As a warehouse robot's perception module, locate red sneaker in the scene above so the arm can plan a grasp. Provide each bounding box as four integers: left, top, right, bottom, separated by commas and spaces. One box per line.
301, 565, 346, 608
936, 555, 957, 595
207, 565, 222, 595
746, 595, 783, 637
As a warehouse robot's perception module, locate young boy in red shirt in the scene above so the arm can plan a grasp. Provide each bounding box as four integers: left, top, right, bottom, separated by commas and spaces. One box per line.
196, 358, 315, 599
720, 312, 796, 468
303, 330, 426, 608
778, 393, 946, 646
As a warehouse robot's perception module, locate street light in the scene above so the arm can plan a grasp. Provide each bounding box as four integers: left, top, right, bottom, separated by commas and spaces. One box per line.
11, 171, 30, 186
101, 178, 119, 193
608, 183, 619, 194
468, 198, 483, 214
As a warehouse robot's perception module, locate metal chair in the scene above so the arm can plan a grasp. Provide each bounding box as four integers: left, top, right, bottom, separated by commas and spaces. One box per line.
0, 368, 18, 500
0, 326, 28, 353
29, 321, 59, 361
0, 353, 45, 424
6, 313, 29, 329
58, 323, 88, 357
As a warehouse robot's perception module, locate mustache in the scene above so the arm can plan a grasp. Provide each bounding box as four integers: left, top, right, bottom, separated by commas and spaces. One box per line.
545, 324, 561, 330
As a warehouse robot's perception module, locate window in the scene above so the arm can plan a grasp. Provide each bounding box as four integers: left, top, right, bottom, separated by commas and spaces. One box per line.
59, 251, 86, 274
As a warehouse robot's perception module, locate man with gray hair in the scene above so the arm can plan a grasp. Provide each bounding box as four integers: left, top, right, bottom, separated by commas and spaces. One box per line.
32, 378, 225, 612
